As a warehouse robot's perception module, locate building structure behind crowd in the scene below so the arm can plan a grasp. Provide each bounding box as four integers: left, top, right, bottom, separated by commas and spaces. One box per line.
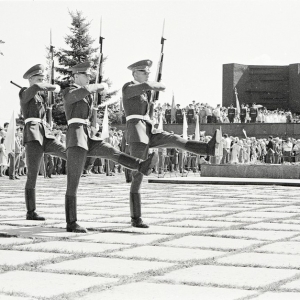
223, 63, 300, 113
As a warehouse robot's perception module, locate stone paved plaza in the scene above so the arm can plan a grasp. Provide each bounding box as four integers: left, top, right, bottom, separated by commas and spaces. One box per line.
1, 172, 300, 299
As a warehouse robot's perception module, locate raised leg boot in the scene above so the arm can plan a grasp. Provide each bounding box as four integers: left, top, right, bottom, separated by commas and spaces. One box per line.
185, 129, 222, 157
130, 193, 149, 228
65, 195, 88, 233
25, 188, 45, 220
118, 152, 158, 176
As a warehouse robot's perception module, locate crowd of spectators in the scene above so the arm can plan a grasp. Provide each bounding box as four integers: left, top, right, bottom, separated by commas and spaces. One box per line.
2, 119, 300, 179
139, 101, 298, 125
1, 99, 300, 178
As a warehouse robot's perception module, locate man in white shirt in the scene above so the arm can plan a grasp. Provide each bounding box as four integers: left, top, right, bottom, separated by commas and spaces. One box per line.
282, 137, 293, 162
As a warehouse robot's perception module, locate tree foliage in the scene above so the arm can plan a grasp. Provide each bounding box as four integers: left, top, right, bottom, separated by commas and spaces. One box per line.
51, 10, 119, 129
0, 39, 5, 56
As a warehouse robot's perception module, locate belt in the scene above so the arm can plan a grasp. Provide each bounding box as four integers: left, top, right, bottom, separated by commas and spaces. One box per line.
67, 118, 90, 125
25, 118, 47, 125
126, 114, 151, 121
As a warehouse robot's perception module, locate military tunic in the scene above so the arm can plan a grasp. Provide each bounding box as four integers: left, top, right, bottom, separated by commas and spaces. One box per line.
19, 84, 56, 145
62, 83, 101, 150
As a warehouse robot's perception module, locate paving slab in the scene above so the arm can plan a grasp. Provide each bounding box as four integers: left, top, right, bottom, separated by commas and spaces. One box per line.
0, 249, 68, 266
253, 292, 300, 300
50, 221, 129, 230
15, 241, 131, 254
42, 257, 174, 276
230, 212, 299, 219
0, 237, 33, 246
162, 235, 263, 250
112, 245, 225, 262
254, 241, 300, 254
163, 220, 242, 228
118, 225, 205, 235
217, 252, 300, 268
72, 232, 170, 244
211, 229, 298, 241
172, 210, 231, 216
0, 226, 76, 238
0, 295, 34, 300
75, 282, 256, 300
0, 271, 116, 298
245, 222, 300, 231
0, 219, 59, 226
155, 265, 300, 288
280, 277, 300, 290
99, 216, 162, 224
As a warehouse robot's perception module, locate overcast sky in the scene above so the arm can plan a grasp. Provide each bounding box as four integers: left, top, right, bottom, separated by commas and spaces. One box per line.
1, 0, 300, 125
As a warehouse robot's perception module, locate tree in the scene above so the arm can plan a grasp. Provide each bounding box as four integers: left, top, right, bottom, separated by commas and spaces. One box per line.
0, 40, 5, 56
52, 10, 118, 128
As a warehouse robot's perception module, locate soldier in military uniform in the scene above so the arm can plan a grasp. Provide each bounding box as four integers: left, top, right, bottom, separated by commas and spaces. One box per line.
122, 59, 222, 228
250, 103, 258, 123
175, 104, 183, 124
62, 61, 158, 233
227, 104, 236, 123
240, 103, 247, 123
19, 64, 66, 221
165, 103, 172, 124
187, 104, 195, 124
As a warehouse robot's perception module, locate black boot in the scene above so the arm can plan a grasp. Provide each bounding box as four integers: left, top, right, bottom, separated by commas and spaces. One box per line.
125, 169, 132, 183
130, 193, 148, 228
118, 152, 158, 176
25, 188, 45, 220
207, 129, 222, 156
185, 129, 222, 157
65, 195, 88, 233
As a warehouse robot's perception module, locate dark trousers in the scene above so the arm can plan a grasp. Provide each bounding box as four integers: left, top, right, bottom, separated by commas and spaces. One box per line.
25, 139, 67, 189
128, 131, 209, 193
9, 152, 20, 177
66, 140, 124, 197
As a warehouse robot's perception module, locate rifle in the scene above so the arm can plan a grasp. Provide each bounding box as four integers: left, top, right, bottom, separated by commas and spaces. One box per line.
10, 81, 22, 89
47, 29, 55, 130
149, 20, 166, 119
91, 17, 105, 130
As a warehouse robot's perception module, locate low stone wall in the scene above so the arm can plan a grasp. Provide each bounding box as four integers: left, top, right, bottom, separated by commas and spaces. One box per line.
201, 164, 300, 179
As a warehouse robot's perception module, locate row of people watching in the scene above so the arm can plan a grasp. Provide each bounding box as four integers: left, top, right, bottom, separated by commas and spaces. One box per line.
148, 102, 295, 125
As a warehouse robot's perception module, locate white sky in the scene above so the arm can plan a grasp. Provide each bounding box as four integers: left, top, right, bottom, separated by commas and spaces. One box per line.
1, 0, 300, 125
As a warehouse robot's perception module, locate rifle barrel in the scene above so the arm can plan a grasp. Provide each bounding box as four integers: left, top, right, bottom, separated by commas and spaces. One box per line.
10, 81, 22, 89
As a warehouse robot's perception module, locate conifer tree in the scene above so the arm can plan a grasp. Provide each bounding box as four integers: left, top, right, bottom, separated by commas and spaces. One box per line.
52, 10, 118, 128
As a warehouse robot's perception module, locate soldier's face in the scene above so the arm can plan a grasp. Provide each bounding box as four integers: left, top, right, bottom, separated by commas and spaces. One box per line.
29, 75, 45, 86
134, 70, 150, 82
76, 73, 91, 86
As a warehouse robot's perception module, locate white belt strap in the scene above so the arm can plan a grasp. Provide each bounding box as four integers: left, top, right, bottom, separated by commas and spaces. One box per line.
25, 118, 47, 125
67, 118, 89, 125
126, 114, 151, 121
125, 114, 164, 134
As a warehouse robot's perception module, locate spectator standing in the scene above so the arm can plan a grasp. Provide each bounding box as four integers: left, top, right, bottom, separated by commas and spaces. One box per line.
0, 137, 8, 176
227, 104, 236, 123
165, 103, 172, 124
250, 103, 258, 123
265, 136, 275, 164
205, 105, 213, 123
282, 138, 293, 162
199, 105, 207, 124
175, 104, 183, 124
187, 104, 195, 124
240, 104, 247, 123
